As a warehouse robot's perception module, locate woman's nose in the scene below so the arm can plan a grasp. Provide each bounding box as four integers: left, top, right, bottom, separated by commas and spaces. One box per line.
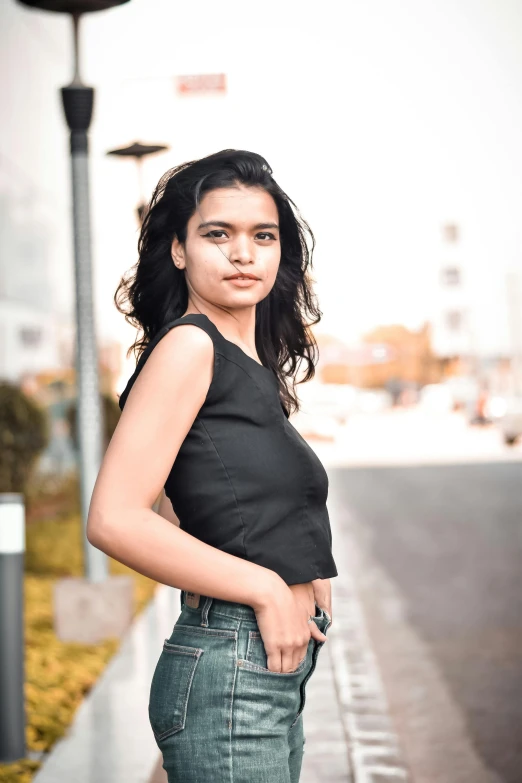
229, 236, 254, 264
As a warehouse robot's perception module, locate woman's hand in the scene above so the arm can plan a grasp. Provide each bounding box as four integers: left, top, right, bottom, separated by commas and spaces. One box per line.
252, 581, 327, 674
311, 578, 332, 626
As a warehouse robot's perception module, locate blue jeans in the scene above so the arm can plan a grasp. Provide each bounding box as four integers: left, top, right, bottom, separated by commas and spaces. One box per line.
149, 590, 332, 782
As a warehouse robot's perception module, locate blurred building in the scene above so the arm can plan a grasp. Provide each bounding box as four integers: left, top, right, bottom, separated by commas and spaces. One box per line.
0, 298, 60, 382
317, 323, 441, 389
431, 223, 474, 362
0, 4, 82, 390
0, 191, 62, 382
429, 223, 522, 395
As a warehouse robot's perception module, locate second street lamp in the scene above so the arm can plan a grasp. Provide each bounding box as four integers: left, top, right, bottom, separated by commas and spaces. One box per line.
107, 141, 170, 224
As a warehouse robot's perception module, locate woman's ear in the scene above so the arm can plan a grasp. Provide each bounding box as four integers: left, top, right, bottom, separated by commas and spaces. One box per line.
171, 236, 185, 269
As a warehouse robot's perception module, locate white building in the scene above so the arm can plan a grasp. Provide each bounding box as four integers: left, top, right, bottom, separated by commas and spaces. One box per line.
430, 223, 475, 361
0, 4, 72, 383
0, 299, 61, 382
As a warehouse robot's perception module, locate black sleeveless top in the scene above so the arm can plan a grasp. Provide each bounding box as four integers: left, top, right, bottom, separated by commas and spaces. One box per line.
118, 313, 338, 585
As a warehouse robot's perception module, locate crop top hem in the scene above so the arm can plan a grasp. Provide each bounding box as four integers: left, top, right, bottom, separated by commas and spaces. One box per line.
276, 553, 339, 584
283, 562, 338, 587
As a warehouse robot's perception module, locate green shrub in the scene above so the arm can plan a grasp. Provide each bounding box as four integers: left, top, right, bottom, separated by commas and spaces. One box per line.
0, 383, 49, 493
66, 393, 121, 453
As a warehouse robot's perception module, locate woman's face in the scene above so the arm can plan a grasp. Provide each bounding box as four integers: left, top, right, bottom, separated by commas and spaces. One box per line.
171, 184, 281, 311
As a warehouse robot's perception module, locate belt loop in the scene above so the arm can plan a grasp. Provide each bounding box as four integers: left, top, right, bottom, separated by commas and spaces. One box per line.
180, 589, 185, 610
200, 596, 213, 627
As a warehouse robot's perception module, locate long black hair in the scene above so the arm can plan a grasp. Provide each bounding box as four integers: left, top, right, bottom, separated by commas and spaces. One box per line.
114, 148, 323, 416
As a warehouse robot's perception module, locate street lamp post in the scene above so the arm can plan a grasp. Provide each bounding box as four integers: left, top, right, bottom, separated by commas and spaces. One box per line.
17, 0, 130, 582
106, 141, 170, 224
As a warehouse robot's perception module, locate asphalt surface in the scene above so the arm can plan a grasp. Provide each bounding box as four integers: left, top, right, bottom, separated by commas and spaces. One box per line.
330, 461, 522, 783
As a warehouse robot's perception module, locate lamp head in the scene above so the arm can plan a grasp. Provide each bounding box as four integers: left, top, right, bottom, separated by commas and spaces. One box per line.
107, 142, 170, 160
17, 0, 129, 13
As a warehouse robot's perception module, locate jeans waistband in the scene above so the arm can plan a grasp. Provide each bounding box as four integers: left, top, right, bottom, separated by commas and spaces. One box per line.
180, 590, 259, 623
180, 590, 330, 629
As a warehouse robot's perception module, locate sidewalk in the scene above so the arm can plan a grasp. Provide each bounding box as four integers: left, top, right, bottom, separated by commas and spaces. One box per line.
32, 584, 179, 783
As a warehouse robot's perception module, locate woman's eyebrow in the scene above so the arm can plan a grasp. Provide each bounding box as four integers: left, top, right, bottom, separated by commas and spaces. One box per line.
197, 220, 233, 230
197, 220, 280, 230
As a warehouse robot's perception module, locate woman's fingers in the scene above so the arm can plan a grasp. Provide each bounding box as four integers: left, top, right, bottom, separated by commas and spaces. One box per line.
256, 586, 328, 672
266, 643, 307, 673
280, 646, 306, 673
308, 620, 327, 642
311, 577, 331, 615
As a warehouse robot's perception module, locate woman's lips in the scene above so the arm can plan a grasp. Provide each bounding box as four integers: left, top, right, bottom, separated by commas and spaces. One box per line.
225, 277, 258, 287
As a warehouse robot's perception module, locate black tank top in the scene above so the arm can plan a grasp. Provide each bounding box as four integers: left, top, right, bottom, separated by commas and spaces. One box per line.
118, 313, 338, 585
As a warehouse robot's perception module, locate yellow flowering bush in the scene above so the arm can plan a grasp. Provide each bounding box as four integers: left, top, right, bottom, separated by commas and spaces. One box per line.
0, 513, 156, 783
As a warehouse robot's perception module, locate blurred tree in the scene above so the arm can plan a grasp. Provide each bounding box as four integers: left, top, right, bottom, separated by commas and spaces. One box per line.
0, 382, 50, 493
66, 393, 120, 454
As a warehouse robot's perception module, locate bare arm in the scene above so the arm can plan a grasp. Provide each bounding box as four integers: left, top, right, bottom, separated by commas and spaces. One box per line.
87, 324, 325, 671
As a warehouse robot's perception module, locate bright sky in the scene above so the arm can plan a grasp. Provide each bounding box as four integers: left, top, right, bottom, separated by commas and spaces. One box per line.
2, 0, 522, 359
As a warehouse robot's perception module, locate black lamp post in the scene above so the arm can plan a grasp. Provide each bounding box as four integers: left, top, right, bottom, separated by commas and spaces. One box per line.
16, 0, 130, 586
107, 141, 170, 224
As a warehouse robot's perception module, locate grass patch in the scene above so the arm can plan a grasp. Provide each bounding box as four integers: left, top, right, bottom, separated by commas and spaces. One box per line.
0, 513, 157, 783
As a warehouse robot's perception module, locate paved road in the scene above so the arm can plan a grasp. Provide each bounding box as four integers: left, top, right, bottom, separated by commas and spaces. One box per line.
329, 460, 522, 783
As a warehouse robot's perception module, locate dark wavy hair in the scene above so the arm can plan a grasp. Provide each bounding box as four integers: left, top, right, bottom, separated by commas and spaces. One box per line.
114, 148, 323, 416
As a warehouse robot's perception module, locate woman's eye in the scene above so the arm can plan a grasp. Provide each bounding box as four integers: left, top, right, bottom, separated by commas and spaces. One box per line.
256, 232, 276, 241
203, 230, 228, 239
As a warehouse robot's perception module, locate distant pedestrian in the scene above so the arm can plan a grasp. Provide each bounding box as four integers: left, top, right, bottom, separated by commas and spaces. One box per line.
87, 149, 337, 782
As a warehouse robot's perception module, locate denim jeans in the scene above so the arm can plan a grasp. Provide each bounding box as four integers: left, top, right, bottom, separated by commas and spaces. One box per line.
149, 589, 332, 782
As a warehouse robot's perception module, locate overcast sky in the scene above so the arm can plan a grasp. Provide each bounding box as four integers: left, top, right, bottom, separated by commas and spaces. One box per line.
2, 0, 522, 362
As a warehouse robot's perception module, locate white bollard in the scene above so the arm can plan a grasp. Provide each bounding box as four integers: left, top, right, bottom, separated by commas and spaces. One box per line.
0, 492, 26, 762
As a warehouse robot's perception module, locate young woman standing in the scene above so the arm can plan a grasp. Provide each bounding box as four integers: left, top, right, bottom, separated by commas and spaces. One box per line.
87, 149, 338, 783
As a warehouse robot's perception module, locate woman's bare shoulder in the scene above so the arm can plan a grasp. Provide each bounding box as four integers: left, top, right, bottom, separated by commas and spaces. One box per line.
125, 323, 214, 407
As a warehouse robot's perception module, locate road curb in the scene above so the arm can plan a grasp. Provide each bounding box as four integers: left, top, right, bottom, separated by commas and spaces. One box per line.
328, 502, 412, 782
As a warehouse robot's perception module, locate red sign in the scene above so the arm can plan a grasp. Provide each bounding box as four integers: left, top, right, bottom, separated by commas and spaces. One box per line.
176, 74, 227, 95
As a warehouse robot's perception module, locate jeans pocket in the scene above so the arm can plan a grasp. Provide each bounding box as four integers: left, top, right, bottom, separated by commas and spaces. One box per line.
239, 631, 310, 676
148, 641, 203, 741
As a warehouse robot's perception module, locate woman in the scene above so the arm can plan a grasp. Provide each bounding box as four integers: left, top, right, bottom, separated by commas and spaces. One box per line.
87, 148, 338, 783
